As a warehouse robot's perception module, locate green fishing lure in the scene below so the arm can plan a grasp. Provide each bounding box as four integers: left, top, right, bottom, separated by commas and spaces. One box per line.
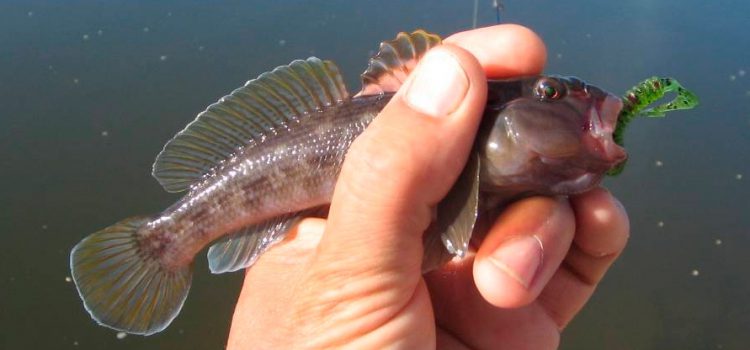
608, 77, 699, 175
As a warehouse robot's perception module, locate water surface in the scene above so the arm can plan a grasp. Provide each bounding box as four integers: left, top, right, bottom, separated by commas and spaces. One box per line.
1, 1, 748, 349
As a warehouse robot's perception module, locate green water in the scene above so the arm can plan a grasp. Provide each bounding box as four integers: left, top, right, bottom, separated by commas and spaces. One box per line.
2, 1, 748, 349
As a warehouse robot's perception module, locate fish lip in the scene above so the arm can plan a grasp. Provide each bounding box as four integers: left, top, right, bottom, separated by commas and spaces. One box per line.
587, 94, 627, 164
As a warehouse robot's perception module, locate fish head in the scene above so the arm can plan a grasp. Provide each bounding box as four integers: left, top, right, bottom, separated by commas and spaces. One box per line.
479, 75, 626, 195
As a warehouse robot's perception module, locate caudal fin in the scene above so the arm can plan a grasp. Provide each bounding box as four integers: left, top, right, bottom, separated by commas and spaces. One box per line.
70, 216, 192, 335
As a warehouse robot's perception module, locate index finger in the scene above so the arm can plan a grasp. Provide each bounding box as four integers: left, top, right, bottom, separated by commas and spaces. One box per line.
445, 24, 547, 78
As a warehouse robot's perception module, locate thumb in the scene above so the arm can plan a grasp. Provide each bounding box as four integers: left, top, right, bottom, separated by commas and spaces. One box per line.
310, 44, 488, 291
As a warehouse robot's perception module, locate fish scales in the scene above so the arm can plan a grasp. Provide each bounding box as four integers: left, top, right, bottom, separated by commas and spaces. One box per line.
144, 95, 391, 268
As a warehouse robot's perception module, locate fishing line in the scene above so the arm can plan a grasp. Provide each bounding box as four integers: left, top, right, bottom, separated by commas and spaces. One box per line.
473, 0, 503, 28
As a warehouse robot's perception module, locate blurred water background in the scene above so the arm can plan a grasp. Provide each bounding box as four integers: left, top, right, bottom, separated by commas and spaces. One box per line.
1, 0, 748, 349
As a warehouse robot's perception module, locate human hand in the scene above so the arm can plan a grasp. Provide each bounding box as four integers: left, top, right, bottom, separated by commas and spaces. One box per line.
226, 25, 630, 349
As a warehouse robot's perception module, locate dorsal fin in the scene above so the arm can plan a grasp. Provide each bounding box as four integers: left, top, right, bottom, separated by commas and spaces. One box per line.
152, 57, 349, 193
359, 30, 442, 95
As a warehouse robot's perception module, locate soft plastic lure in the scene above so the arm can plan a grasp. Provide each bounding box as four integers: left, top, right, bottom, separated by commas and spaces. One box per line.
608, 77, 699, 175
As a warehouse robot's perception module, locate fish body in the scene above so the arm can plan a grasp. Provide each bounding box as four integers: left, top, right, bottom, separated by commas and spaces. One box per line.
70, 30, 625, 335
144, 95, 389, 269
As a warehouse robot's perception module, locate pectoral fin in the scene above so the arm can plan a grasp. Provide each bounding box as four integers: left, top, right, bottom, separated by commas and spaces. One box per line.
422, 154, 480, 272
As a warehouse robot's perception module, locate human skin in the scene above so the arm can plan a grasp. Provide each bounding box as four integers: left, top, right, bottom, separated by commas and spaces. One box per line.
226, 24, 630, 350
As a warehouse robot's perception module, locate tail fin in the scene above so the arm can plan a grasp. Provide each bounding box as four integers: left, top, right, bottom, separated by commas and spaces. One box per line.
70, 216, 192, 335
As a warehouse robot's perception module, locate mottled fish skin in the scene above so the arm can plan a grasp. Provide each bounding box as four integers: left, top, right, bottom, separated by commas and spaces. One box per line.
115, 75, 625, 274
143, 76, 623, 271
141, 95, 392, 268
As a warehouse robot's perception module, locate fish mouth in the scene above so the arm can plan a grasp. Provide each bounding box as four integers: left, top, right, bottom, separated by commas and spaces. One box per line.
585, 94, 627, 165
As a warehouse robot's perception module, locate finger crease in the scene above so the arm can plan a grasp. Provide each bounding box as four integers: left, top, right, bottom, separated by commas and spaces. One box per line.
534, 299, 568, 332
573, 239, 623, 259
561, 258, 597, 287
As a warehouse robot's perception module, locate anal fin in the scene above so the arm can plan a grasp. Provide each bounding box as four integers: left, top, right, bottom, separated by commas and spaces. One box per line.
207, 212, 307, 274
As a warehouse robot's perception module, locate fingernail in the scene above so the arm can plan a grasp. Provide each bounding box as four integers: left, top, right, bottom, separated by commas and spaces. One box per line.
404, 49, 469, 117
488, 235, 544, 289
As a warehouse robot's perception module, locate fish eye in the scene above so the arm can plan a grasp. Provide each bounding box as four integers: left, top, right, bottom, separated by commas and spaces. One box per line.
534, 78, 566, 101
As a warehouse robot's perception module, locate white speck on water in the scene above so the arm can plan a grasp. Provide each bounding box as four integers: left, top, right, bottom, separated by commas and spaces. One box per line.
655, 160, 663, 167
585, 33, 592, 38
28, 11, 34, 17
159, 55, 168, 61
657, 221, 665, 228
278, 39, 286, 46
739, 69, 746, 77
736, 173, 743, 180
73, 340, 79, 346
178, 328, 184, 335
691, 269, 700, 277
47, 65, 54, 70
101, 130, 109, 137
556, 53, 563, 59
198, 45, 205, 51
143, 26, 150, 33
116, 332, 127, 340
41, 224, 48, 230
715, 239, 723, 246
730, 75, 736, 81
65, 276, 72, 283
167, 11, 172, 17
73, 78, 79, 84
82, 34, 89, 41
97, 29, 103, 36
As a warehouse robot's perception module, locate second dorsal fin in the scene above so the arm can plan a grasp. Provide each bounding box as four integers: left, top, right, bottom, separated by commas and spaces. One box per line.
152, 57, 349, 193
359, 30, 442, 95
